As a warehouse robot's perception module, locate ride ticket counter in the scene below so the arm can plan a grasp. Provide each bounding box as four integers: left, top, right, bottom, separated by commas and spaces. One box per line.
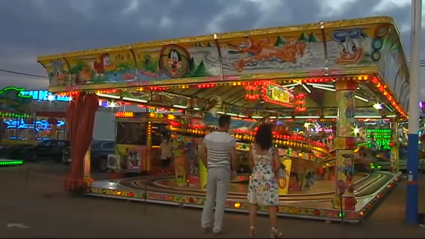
108, 111, 169, 174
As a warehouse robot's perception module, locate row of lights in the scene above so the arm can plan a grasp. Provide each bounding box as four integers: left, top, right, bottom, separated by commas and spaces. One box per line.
50, 76, 351, 95
358, 176, 399, 217
89, 186, 350, 219
52, 74, 406, 118
370, 76, 406, 117
0, 160, 23, 166
89, 175, 398, 220
172, 125, 327, 149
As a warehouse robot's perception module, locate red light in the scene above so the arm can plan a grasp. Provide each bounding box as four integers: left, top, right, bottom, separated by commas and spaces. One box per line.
115, 112, 134, 118
189, 197, 194, 203
313, 209, 321, 215
238, 176, 244, 181
128, 192, 134, 197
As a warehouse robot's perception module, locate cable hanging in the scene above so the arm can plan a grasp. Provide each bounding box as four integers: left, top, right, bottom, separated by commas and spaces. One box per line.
0, 69, 48, 78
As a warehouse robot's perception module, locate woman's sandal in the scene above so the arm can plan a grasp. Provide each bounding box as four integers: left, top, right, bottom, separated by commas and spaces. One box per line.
249, 226, 256, 238
271, 227, 282, 238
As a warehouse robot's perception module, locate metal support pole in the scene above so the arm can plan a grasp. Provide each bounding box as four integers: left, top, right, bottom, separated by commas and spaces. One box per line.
406, 0, 422, 225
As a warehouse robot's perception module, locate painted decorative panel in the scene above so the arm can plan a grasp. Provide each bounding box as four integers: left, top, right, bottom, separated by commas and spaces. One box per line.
216, 30, 325, 76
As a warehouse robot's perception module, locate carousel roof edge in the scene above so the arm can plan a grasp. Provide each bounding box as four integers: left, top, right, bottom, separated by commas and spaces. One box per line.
45, 66, 380, 93
37, 16, 397, 61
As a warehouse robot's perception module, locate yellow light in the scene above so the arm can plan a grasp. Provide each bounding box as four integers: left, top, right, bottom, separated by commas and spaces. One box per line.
353, 127, 360, 134
168, 114, 176, 120
116, 191, 122, 196
234, 202, 241, 208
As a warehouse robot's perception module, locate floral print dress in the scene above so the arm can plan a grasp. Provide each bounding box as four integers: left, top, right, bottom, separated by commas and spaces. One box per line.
247, 147, 279, 206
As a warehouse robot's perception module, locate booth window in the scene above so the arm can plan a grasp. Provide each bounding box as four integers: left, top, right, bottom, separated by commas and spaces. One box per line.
151, 123, 168, 146
116, 122, 146, 145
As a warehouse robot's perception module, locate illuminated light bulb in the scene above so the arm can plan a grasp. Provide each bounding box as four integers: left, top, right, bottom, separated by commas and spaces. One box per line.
47, 94, 55, 101
373, 103, 383, 110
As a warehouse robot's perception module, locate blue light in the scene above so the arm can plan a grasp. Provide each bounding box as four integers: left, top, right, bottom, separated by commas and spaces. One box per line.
4, 119, 65, 132
20, 90, 70, 102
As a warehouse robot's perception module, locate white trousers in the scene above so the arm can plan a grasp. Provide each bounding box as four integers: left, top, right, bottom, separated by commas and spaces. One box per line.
201, 167, 230, 233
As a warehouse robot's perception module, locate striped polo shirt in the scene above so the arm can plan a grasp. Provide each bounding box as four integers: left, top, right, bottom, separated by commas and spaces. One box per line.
204, 131, 236, 169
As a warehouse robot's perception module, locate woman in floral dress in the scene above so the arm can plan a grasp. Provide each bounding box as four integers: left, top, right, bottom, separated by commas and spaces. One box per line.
247, 124, 282, 238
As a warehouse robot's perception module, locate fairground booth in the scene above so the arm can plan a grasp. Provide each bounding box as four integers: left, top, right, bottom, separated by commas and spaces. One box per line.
0, 88, 70, 146
36, 16, 407, 222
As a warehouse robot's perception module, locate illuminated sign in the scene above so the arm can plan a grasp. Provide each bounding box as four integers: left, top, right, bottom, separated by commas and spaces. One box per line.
262, 84, 294, 107
115, 112, 134, 118
4, 119, 65, 131
0, 87, 31, 99
20, 90, 70, 102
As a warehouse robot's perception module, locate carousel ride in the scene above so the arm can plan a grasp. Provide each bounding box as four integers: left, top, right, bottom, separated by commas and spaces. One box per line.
36, 16, 407, 222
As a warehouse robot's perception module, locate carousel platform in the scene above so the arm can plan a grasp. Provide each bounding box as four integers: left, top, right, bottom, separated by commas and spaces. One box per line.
86, 171, 401, 222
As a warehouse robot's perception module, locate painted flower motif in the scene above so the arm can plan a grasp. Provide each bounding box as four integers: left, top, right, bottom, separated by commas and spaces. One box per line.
255, 171, 264, 180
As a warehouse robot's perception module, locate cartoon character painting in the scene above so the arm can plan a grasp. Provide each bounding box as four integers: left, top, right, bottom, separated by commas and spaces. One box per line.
344, 91, 355, 124
159, 44, 190, 78
331, 28, 367, 65
203, 95, 257, 130
277, 163, 290, 189
227, 37, 308, 72
93, 53, 115, 76
75, 66, 93, 84
337, 153, 355, 195
125, 148, 141, 170
50, 60, 68, 85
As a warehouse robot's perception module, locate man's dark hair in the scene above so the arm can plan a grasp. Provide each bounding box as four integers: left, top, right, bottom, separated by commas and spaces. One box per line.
255, 124, 273, 151
218, 115, 231, 127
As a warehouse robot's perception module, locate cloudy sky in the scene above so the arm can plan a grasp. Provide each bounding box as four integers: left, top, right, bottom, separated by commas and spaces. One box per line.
0, 0, 422, 94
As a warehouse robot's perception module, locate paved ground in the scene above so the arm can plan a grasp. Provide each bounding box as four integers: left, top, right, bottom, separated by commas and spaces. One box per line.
1, 162, 425, 238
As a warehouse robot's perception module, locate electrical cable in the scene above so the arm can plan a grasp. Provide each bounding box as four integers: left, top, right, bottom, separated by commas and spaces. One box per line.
0, 69, 48, 78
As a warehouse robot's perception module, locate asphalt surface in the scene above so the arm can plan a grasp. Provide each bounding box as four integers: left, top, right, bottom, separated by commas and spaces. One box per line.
1, 161, 425, 238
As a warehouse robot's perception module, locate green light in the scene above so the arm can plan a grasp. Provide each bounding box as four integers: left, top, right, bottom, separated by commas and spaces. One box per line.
338, 212, 346, 218
377, 165, 382, 169
366, 129, 392, 150
0, 86, 31, 99
0, 111, 31, 118
0, 160, 23, 166
142, 193, 147, 198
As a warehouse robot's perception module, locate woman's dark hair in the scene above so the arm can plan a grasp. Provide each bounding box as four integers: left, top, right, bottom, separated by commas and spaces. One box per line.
255, 124, 273, 150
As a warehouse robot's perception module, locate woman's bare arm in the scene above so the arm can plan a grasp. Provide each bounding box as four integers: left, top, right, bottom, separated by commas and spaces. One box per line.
248, 146, 254, 171
273, 148, 281, 173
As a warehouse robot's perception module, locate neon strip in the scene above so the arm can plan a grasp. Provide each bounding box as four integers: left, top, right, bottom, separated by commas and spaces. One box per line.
0, 160, 23, 166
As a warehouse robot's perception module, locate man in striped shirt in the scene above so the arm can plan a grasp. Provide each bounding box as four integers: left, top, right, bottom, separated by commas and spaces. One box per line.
200, 115, 238, 235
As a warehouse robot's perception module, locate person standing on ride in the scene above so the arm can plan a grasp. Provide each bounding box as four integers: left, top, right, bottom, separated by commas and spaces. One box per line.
160, 132, 173, 174
247, 124, 282, 238
200, 115, 238, 235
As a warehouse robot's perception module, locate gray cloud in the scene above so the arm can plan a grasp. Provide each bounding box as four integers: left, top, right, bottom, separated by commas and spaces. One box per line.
0, 0, 423, 96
